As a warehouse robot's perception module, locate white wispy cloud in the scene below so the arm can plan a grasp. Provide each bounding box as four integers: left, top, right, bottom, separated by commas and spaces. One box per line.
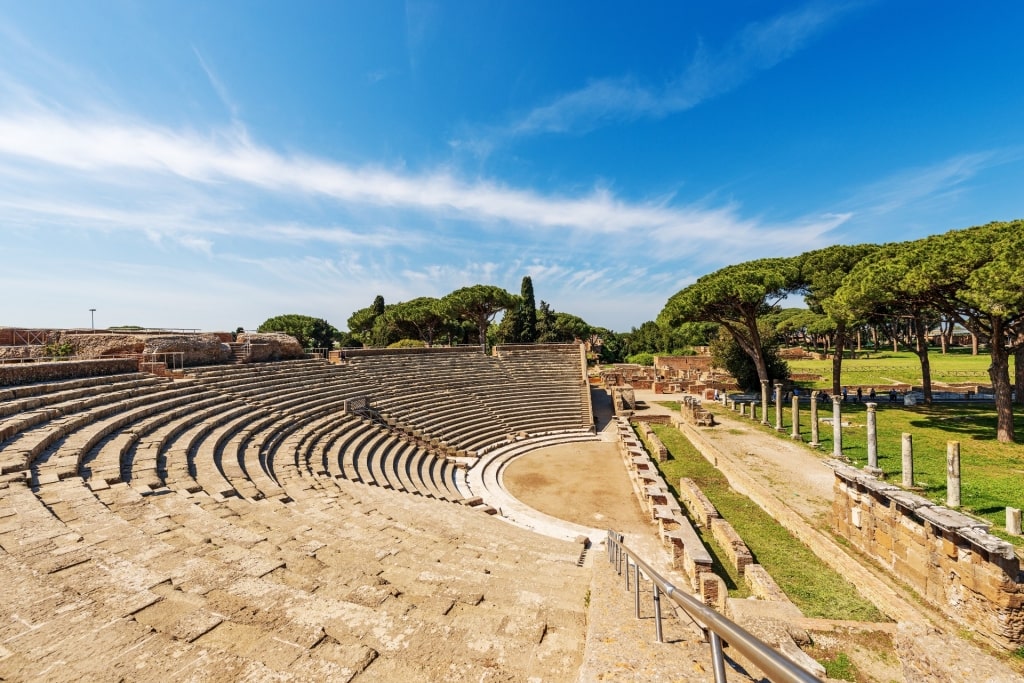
0, 108, 842, 254
461, 2, 857, 143
193, 47, 240, 120
842, 150, 1023, 217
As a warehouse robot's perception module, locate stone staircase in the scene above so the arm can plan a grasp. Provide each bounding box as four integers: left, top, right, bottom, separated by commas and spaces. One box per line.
226, 342, 250, 364
578, 538, 760, 682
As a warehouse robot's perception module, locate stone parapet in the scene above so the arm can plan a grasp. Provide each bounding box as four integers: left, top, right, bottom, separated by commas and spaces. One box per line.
711, 518, 754, 575
743, 565, 789, 602
636, 422, 669, 461
0, 358, 137, 387
699, 572, 728, 611
830, 459, 1024, 649
677, 478, 719, 529
665, 519, 714, 590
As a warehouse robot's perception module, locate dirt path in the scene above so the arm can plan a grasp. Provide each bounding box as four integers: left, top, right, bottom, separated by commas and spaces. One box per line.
632, 392, 835, 523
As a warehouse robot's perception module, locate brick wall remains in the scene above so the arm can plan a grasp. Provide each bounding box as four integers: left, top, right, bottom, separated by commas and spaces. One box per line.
711, 518, 754, 575
831, 460, 1024, 649
653, 355, 713, 374
678, 478, 719, 529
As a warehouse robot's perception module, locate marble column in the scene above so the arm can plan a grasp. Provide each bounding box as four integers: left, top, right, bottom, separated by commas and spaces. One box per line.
832, 395, 844, 459
790, 395, 801, 440
901, 433, 914, 488
774, 382, 784, 432
809, 391, 820, 448
946, 441, 961, 508
760, 379, 770, 426
865, 403, 882, 476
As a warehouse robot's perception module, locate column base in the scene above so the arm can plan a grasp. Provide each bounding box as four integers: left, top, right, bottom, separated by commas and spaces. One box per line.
864, 466, 884, 479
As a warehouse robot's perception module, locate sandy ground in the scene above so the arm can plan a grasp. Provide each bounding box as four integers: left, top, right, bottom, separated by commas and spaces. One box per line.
502, 440, 652, 535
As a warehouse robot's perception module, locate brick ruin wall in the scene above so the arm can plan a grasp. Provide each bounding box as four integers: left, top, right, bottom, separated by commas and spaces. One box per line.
652, 355, 713, 374
831, 461, 1024, 649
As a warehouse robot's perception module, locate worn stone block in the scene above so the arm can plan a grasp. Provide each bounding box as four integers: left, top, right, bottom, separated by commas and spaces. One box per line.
711, 518, 753, 575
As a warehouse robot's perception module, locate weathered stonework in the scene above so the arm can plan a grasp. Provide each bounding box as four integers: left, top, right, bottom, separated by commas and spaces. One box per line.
895, 621, 1023, 682
743, 565, 789, 602
677, 478, 720, 530
236, 332, 304, 362
636, 422, 669, 461
830, 460, 1024, 649
711, 518, 754, 575
60, 332, 232, 365
0, 358, 137, 387
699, 572, 727, 611
652, 355, 713, 374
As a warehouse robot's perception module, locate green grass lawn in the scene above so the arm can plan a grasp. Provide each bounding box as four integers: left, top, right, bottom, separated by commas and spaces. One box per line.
644, 423, 885, 621
704, 399, 1024, 545
788, 348, 1011, 388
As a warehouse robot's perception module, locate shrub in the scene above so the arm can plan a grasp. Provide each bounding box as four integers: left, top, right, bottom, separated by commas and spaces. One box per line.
387, 339, 426, 349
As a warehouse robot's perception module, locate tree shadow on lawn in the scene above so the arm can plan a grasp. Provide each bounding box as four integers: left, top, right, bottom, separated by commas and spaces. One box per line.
905, 409, 1013, 442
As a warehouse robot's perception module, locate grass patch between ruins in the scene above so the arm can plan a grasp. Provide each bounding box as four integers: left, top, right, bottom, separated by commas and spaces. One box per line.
787, 348, 1010, 388
709, 398, 1024, 545
648, 424, 886, 622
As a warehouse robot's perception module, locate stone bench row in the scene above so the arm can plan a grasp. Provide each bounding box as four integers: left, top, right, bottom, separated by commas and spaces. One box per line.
0, 456, 588, 680
5, 373, 464, 510
294, 413, 466, 503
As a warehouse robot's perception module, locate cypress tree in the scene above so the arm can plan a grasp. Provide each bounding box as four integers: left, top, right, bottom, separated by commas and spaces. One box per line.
520, 276, 537, 342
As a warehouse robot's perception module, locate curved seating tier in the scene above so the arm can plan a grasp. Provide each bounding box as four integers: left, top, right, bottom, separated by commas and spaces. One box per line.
0, 348, 598, 679
0, 466, 590, 680
346, 345, 592, 456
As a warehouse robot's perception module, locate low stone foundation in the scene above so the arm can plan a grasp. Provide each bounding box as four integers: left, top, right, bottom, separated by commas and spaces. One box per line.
0, 358, 138, 386
831, 460, 1024, 649
677, 478, 719, 529
711, 518, 753, 575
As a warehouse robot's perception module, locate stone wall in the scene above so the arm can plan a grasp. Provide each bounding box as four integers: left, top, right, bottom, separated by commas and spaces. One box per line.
652, 355, 713, 374
343, 345, 481, 358
831, 460, 1024, 649
0, 358, 138, 386
236, 332, 304, 362
60, 332, 231, 366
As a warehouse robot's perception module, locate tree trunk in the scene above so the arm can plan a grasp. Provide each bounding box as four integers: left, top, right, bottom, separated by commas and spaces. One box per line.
856, 329, 862, 352
893, 333, 898, 352
871, 326, 878, 351
832, 321, 847, 396
939, 319, 948, 354
988, 317, 1015, 443
1015, 343, 1024, 407
971, 331, 979, 356
913, 314, 933, 405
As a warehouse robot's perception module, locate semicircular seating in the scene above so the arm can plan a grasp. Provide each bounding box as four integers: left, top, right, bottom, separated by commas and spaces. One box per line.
0, 346, 600, 679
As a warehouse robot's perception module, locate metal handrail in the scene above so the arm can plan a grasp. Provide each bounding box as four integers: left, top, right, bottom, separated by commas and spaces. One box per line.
606, 530, 818, 683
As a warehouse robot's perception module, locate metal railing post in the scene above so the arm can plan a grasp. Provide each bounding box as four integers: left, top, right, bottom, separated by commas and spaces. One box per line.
603, 529, 819, 683
634, 566, 641, 618
710, 632, 728, 683
653, 584, 663, 643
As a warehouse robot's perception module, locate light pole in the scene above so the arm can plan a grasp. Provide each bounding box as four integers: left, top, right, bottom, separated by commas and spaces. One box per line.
89, 308, 96, 330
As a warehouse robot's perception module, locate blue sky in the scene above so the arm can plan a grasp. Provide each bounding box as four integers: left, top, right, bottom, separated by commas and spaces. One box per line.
2, 2, 1023, 333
